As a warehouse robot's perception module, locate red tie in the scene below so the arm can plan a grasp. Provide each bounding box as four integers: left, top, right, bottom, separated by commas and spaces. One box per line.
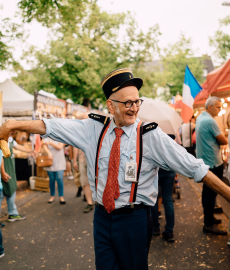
102, 128, 124, 213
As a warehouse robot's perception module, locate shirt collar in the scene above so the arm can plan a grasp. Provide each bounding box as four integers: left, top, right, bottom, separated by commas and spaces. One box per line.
202, 111, 213, 119
108, 117, 138, 138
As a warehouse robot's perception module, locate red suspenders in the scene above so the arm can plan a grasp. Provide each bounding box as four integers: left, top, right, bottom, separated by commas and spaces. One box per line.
95, 119, 144, 202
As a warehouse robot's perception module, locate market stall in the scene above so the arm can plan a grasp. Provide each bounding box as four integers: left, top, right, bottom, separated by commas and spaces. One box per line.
0, 79, 34, 122
67, 100, 89, 119
0, 79, 36, 181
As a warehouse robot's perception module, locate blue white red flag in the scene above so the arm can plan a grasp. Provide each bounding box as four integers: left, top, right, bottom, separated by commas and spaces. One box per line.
181, 66, 202, 123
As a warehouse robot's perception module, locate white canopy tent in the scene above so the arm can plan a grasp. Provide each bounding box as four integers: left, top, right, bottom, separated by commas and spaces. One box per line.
38, 89, 57, 99
0, 79, 34, 113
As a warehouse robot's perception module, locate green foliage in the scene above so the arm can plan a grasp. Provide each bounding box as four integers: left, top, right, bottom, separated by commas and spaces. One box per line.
209, 16, 230, 62
15, 0, 160, 106
0, 14, 23, 70
156, 34, 204, 100
18, 0, 88, 28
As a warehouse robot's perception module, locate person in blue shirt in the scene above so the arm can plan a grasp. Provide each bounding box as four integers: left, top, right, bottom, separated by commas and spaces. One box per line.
0, 68, 228, 270
196, 96, 228, 235
0, 150, 5, 259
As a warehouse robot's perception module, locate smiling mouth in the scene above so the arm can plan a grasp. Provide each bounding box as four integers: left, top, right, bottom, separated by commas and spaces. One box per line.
127, 113, 135, 117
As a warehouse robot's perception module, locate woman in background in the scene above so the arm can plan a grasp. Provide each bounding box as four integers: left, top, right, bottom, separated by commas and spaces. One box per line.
43, 139, 66, 204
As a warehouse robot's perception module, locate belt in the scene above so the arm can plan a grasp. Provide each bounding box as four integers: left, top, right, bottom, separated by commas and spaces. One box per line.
95, 202, 149, 214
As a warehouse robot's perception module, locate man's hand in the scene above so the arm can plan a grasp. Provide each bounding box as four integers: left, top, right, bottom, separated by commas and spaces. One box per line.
2, 172, 11, 183
73, 161, 78, 171
0, 120, 14, 141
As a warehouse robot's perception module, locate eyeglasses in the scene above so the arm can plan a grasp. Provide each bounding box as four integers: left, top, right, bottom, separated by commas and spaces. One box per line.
110, 99, 144, 108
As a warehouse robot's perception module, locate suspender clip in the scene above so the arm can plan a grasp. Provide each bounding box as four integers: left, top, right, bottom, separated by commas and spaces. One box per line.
130, 203, 134, 209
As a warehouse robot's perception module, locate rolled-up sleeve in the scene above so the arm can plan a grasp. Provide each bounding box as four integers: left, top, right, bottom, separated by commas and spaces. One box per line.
42, 118, 94, 152
150, 128, 209, 183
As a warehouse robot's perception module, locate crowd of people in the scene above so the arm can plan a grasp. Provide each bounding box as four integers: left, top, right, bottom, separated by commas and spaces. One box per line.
0, 132, 94, 259
0, 68, 230, 269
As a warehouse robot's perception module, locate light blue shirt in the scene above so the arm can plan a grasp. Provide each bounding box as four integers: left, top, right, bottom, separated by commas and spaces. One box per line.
196, 111, 222, 169
0, 150, 2, 190
42, 117, 209, 208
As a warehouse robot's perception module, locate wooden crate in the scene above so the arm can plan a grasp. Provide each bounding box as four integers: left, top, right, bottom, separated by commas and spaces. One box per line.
36, 166, 48, 178
35, 177, 50, 192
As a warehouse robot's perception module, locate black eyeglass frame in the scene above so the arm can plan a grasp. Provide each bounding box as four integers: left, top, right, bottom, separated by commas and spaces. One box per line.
110, 99, 144, 108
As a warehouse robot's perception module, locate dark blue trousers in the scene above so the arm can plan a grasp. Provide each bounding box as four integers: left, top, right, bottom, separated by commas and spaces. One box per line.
93, 206, 152, 270
151, 170, 175, 233
202, 164, 223, 226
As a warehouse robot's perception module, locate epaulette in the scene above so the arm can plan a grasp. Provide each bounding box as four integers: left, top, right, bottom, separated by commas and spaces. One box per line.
88, 113, 111, 125
142, 122, 158, 135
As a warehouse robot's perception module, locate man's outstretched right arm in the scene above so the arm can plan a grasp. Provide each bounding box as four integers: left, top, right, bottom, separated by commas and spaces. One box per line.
0, 120, 46, 141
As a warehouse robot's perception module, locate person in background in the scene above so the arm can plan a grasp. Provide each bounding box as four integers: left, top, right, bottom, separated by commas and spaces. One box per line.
43, 139, 66, 204
64, 145, 74, 180
151, 134, 177, 242
0, 132, 34, 222
179, 116, 196, 156
73, 147, 93, 213
0, 150, 4, 258
196, 96, 228, 235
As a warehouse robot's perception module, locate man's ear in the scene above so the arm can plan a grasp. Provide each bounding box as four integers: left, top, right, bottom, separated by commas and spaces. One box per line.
106, 100, 115, 115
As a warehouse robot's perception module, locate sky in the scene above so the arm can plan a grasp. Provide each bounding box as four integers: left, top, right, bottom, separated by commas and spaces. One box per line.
0, 0, 230, 82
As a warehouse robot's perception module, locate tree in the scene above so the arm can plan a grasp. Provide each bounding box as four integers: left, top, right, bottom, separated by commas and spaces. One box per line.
15, 0, 160, 105
0, 10, 23, 71
209, 16, 230, 63
155, 34, 205, 100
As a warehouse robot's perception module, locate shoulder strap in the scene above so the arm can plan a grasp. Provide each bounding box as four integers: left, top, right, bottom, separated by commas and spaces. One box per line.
88, 113, 110, 125
142, 122, 158, 135
95, 119, 111, 190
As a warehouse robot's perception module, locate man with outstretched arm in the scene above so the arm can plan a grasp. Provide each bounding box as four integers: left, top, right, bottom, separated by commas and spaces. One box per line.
0, 68, 230, 270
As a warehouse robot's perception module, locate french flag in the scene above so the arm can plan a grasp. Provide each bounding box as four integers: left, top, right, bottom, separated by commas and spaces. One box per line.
181, 66, 202, 123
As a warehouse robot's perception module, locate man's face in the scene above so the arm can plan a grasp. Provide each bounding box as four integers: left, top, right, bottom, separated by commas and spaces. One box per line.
107, 86, 140, 127
208, 101, 222, 117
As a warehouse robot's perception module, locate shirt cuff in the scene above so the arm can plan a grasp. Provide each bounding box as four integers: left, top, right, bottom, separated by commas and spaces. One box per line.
41, 118, 51, 138
193, 162, 210, 183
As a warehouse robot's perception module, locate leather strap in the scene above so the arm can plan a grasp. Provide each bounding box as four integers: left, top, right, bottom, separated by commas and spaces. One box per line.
95, 120, 111, 190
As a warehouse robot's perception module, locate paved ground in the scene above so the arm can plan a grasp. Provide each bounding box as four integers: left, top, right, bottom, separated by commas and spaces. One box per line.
0, 176, 230, 270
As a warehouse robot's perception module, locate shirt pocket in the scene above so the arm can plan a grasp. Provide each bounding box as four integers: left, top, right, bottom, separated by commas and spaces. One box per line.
98, 148, 110, 170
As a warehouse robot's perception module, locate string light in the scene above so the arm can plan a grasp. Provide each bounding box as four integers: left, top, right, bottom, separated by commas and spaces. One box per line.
221, 98, 225, 103
223, 103, 228, 107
